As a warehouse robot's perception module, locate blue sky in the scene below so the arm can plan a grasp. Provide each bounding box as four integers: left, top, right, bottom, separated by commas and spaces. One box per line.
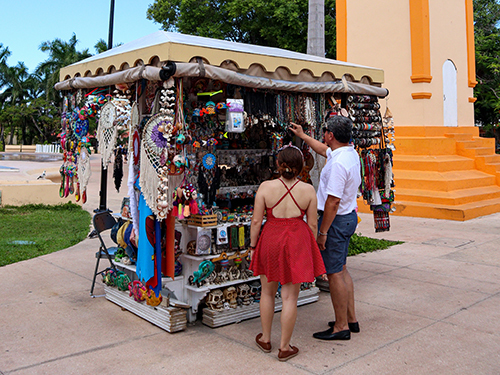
0, 0, 162, 73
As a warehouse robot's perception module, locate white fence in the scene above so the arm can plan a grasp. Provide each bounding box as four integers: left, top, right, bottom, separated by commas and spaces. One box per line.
35, 144, 62, 153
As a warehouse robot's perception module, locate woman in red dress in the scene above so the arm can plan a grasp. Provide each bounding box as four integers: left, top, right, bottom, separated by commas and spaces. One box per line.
249, 145, 326, 361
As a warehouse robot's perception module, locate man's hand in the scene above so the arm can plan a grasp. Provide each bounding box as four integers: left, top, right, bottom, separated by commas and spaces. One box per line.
289, 122, 305, 139
317, 234, 327, 251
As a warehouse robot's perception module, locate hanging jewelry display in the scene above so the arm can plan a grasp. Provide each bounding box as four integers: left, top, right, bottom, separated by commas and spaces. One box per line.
383, 105, 396, 151
113, 147, 124, 192
345, 94, 395, 232
97, 101, 117, 169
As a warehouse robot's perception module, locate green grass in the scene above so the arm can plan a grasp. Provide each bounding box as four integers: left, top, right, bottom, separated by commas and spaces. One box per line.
0, 203, 91, 267
348, 233, 403, 256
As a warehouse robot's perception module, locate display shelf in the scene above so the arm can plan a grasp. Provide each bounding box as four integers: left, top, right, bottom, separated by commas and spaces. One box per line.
181, 251, 248, 262
113, 261, 183, 283
185, 275, 259, 293
104, 286, 187, 333
202, 287, 320, 328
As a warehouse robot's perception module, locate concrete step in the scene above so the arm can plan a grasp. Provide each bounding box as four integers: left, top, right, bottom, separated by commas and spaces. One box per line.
457, 138, 495, 150
395, 126, 478, 137
393, 155, 475, 172
394, 169, 496, 191
476, 154, 500, 164
459, 147, 496, 158
441, 126, 480, 136
444, 133, 474, 141
391, 197, 500, 221
477, 162, 500, 175
394, 185, 500, 205
394, 137, 456, 155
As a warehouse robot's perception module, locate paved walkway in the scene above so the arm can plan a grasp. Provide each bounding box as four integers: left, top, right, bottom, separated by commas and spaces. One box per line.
1, 154, 500, 374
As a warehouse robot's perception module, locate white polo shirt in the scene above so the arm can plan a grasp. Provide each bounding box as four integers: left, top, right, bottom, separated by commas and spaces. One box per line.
317, 145, 361, 215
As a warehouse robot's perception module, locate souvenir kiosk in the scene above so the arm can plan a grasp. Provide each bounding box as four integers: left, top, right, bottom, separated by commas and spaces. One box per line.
55, 31, 392, 332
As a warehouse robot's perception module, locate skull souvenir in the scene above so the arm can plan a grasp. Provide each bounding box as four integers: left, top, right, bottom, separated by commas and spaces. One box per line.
249, 281, 261, 303
223, 286, 238, 309
204, 270, 217, 286
206, 289, 224, 311
228, 265, 241, 281
237, 283, 251, 305
186, 240, 197, 256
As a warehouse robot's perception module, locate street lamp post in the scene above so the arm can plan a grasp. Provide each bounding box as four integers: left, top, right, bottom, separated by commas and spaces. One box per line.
96, 0, 115, 213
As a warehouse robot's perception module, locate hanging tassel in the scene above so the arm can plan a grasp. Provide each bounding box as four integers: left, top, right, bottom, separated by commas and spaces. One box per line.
178, 203, 184, 220
190, 200, 199, 215
184, 204, 190, 218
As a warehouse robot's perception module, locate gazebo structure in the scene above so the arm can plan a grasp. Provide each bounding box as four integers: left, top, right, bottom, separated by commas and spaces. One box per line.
53, 32, 395, 329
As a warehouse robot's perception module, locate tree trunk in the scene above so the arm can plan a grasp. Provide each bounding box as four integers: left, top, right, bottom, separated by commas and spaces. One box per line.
8, 123, 14, 145
22, 118, 27, 145
30, 115, 45, 142
0, 124, 4, 151
307, 0, 325, 57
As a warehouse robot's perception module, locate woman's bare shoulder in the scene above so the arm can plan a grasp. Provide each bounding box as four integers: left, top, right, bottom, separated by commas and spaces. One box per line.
257, 179, 276, 191
298, 181, 317, 193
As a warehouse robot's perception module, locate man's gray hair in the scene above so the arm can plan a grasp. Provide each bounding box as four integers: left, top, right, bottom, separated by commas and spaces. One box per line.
325, 116, 353, 143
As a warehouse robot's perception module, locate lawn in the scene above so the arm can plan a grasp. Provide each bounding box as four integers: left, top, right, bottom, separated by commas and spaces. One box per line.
0, 203, 91, 267
348, 233, 403, 256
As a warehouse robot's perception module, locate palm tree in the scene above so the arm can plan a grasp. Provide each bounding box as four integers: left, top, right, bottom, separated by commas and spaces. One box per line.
0, 61, 43, 145
0, 62, 35, 105
95, 39, 109, 54
36, 34, 92, 102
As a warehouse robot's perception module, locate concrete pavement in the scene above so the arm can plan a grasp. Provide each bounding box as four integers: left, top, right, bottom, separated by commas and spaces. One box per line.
1, 154, 500, 374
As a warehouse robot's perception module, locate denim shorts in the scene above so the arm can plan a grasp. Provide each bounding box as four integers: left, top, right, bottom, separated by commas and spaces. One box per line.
318, 210, 357, 274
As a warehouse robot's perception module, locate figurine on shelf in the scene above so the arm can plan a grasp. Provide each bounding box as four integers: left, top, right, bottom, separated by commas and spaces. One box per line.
237, 283, 251, 306
206, 289, 224, 311
223, 286, 238, 309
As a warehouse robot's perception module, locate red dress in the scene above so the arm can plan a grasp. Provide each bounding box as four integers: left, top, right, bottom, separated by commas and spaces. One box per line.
250, 180, 326, 284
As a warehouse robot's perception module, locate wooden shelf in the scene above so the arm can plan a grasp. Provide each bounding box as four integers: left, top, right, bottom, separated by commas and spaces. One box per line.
185, 276, 260, 293
105, 286, 187, 333
202, 287, 320, 328
181, 251, 249, 261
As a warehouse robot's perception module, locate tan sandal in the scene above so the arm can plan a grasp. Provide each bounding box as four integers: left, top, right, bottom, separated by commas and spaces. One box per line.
255, 333, 272, 353
278, 345, 299, 362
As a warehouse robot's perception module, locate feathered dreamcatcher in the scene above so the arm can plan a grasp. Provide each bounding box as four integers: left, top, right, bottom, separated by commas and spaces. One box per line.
77, 147, 91, 204
97, 101, 117, 169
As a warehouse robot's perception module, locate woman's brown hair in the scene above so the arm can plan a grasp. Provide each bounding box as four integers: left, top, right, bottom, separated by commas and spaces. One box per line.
277, 146, 304, 179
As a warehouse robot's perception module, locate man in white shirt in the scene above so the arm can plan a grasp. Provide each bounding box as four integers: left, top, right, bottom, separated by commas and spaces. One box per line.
290, 116, 361, 341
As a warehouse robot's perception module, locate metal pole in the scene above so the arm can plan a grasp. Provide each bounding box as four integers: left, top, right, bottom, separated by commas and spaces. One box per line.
108, 0, 115, 49
96, 0, 115, 213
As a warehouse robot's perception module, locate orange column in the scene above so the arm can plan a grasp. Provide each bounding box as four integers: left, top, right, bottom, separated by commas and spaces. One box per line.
409, 0, 432, 83
336, 0, 347, 61
465, 0, 478, 88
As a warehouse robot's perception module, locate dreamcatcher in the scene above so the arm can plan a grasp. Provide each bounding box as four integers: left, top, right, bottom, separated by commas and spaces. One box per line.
97, 101, 117, 169
128, 102, 141, 234
140, 114, 183, 220
77, 147, 91, 204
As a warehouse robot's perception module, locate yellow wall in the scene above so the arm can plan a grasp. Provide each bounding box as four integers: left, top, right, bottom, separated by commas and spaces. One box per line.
342, 0, 475, 127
